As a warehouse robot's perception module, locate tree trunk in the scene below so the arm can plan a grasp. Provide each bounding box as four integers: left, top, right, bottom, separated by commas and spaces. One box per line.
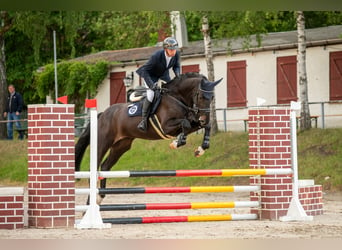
202, 15, 219, 134
297, 11, 311, 130
0, 12, 9, 139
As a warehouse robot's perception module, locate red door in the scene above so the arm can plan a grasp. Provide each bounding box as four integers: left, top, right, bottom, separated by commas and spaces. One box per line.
277, 56, 297, 104
110, 72, 126, 104
227, 61, 247, 107
330, 51, 342, 101
182, 64, 200, 74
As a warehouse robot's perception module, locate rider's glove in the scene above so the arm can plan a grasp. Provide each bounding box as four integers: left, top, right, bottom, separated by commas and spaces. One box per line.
152, 82, 159, 90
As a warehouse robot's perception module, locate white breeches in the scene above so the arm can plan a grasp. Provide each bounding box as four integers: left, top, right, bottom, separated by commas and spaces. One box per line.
143, 80, 155, 102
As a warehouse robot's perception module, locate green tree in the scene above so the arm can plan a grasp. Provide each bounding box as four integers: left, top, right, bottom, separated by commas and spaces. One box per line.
13, 11, 86, 64
3, 11, 86, 106
0, 11, 13, 138
33, 60, 109, 113
184, 11, 342, 42
4, 11, 170, 110
85, 11, 170, 50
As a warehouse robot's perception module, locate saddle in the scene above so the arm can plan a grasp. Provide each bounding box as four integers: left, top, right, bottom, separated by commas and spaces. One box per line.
127, 87, 163, 117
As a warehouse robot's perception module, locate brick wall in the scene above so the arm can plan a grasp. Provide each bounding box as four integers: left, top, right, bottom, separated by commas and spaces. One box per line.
0, 187, 24, 230
299, 184, 323, 216
27, 104, 75, 228
249, 108, 293, 220
248, 108, 323, 220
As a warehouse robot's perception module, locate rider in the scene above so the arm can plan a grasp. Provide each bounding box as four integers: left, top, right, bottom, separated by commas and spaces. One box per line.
136, 37, 181, 131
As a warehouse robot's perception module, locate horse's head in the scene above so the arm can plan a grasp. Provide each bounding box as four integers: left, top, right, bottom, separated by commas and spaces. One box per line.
195, 77, 223, 126
166, 73, 222, 127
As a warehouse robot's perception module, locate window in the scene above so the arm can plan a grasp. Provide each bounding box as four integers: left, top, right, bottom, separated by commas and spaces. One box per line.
227, 61, 247, 107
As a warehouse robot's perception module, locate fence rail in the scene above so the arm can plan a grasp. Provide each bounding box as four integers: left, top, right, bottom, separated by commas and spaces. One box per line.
216, 100, 342, 131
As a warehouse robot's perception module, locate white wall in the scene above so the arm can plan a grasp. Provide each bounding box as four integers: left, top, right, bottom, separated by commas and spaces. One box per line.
95, 76, 110, 112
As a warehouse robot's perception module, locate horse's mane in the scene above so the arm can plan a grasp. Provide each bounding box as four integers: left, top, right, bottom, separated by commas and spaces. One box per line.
166, 72, 207, 91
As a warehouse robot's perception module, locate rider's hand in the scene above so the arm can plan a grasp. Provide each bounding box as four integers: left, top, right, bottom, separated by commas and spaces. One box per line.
152, 82, 159, 89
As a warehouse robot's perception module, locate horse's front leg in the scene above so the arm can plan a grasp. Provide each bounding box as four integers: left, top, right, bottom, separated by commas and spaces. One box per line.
194, 125, 211, 157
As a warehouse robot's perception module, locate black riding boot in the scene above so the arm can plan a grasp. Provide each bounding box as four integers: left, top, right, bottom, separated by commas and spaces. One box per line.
137, 98, 152, 131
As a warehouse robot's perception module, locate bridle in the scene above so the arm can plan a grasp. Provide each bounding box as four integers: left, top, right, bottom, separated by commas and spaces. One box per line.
163, 83, 214, 115
193, 86, 215, 114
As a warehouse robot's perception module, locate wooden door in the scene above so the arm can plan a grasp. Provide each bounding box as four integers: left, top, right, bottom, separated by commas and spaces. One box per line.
227, 61, 247, 107
110, 72, 126, 104
330, 51, 342, 101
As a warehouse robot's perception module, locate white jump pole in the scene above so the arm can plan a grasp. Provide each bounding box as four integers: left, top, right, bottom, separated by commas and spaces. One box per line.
75, 108, 111, 229
280, 101, 313, 222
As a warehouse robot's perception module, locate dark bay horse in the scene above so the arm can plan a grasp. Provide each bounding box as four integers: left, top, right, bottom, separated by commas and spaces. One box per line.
75, 72, 222, 201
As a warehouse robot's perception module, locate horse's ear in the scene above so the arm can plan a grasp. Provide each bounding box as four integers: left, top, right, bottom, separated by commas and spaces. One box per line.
213, 78, 223, 87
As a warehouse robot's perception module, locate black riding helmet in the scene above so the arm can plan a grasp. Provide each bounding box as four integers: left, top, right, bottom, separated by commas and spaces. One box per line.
163, 37, 178, 50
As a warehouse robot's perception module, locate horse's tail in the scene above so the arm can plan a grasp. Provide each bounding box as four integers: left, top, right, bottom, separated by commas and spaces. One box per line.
75, 112, 102, 172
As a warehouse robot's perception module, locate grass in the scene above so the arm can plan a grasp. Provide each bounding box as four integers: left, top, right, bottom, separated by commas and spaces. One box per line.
0, 139, 28, 185
297, 128, 342, 191
0, 128, 341, 190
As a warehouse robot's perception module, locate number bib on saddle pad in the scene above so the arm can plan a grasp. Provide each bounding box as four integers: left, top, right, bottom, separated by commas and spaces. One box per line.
127, 102, 143, 117
127, 89, 162, 117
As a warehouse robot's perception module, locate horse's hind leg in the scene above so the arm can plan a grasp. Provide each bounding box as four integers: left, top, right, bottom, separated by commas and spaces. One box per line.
97, 138, 134, 204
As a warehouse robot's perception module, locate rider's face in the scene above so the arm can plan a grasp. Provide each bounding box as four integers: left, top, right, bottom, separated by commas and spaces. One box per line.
165, 48, 176, 57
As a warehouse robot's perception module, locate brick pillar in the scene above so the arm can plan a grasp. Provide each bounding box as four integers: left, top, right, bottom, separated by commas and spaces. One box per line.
249, 108, 292, 220
27, 104, 75, 228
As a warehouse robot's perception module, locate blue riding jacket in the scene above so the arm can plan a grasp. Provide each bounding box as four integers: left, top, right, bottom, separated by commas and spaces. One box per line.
136, 49, 181, 88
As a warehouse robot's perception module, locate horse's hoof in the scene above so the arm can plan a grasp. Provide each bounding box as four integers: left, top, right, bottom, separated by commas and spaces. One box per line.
194, 146, 205, 157
170, 140, 178, 149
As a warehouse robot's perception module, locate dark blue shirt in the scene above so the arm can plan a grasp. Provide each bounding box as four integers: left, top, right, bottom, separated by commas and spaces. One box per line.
6, 92, 23, 113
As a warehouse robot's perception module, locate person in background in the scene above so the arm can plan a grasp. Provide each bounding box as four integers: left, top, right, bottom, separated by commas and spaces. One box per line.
3, 84, 24, 140
136, 37, 181, 131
